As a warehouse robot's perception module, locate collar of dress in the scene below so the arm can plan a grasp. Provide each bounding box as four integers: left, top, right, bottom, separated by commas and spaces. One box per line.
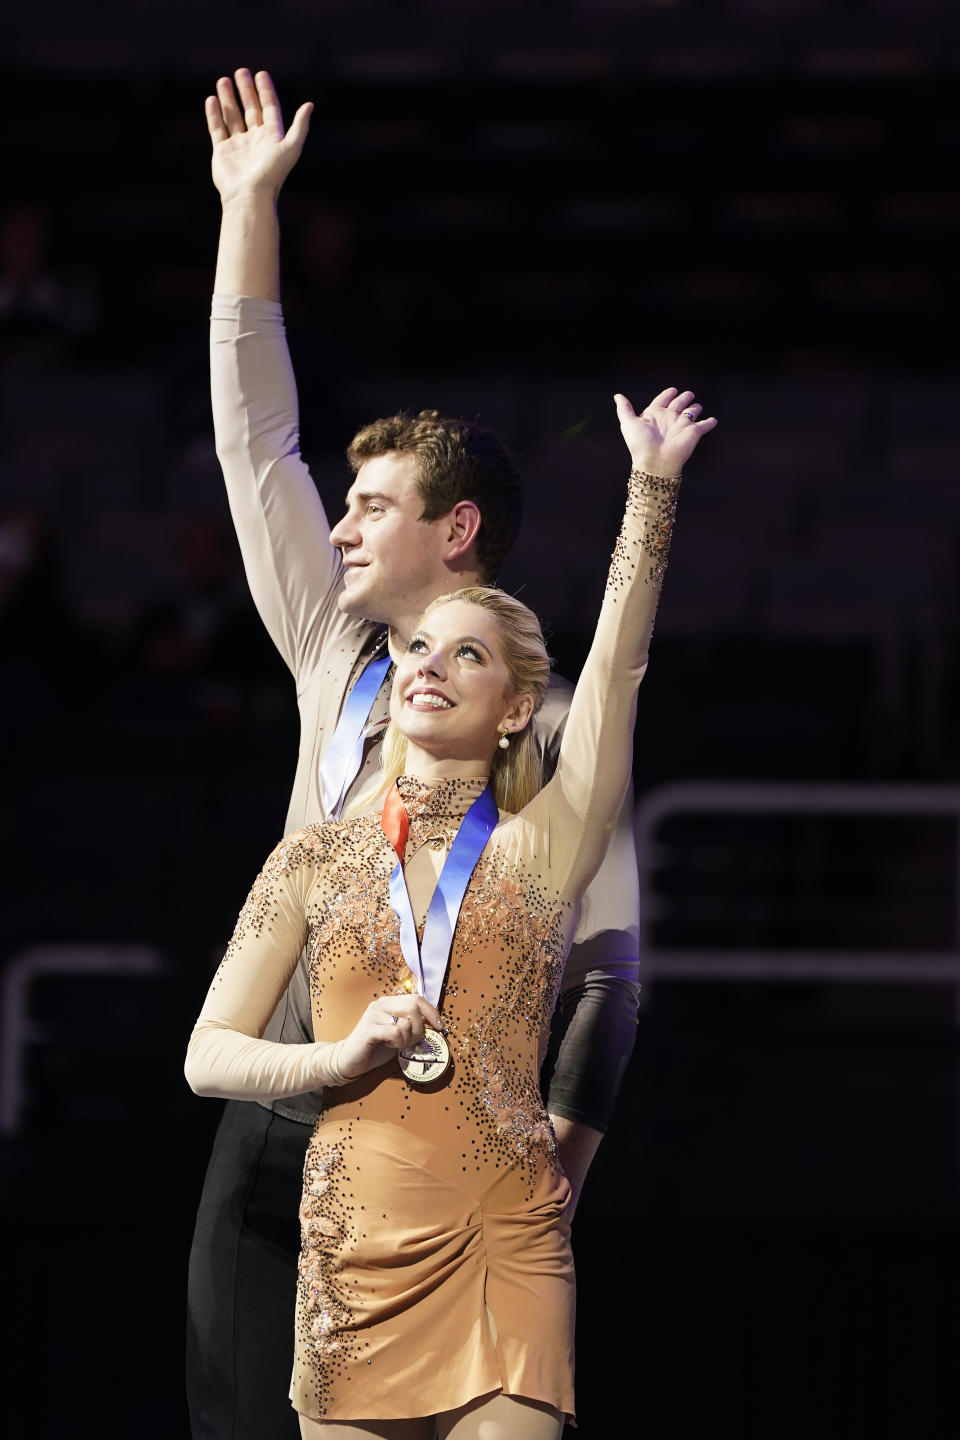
394, 775, 491, 850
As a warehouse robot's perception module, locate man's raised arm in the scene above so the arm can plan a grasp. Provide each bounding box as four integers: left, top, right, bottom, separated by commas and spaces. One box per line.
207, 69, 351, 682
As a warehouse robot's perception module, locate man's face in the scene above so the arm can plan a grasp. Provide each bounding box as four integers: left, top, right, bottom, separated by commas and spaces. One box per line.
329, 452, 450, 631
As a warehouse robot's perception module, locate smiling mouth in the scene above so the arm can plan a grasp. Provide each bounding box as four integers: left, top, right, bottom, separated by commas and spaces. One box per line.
407, 692, 454, 710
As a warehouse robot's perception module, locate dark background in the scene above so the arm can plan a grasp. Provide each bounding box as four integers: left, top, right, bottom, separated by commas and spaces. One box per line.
2, 2, 960, 1435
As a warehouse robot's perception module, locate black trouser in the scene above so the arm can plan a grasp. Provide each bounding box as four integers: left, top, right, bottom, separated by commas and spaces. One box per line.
186, 1100, 312, 1440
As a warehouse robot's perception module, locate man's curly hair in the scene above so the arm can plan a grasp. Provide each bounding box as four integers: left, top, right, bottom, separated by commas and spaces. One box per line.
346, 410, 523, 581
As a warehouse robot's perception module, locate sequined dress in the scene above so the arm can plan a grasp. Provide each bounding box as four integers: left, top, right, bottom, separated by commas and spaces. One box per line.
186, 469, 679, 1423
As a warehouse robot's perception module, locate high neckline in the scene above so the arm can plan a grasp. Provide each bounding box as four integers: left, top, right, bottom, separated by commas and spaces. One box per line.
395, 774, 490, 825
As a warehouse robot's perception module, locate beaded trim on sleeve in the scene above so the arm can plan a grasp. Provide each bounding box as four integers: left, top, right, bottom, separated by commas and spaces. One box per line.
606, 469, 682, 598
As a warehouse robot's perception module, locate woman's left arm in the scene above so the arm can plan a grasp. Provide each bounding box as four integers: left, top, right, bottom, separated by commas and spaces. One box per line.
184, 836, 329, 1100
185, 831, 444, 1100
532, 387, 717, 899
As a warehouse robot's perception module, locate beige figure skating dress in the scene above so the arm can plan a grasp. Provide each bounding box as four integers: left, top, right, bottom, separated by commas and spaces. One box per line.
185, 466, 679, 1424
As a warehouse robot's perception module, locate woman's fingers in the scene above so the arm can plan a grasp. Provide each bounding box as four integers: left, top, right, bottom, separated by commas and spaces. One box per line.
387, 1015, 417, 1047
378, 995, 444, 1040
666, 389, 696, 415
623, 388, 714, 428
617, 387, 706, 428
409, 995, 444, 1032
364, 1016, 413, 1050
340, 994, 448, 1080
616, 383, 718, 471
358, 995, 446, 1047
644, 386, 680, 410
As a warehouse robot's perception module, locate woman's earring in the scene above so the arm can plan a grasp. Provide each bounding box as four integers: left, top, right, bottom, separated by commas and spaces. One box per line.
498, 728, 510, 750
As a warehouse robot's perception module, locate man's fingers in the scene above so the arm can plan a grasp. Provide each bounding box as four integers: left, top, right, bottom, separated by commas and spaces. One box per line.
693, 416, 719, 433
205, 95, 228, 146
255, 69, 285, 134
285, 101, 314, 153
234, 68, 263, 129
216, 75, 245, 135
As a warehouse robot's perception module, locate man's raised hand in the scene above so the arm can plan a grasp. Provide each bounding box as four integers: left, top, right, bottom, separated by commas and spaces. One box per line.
614, 388, 718, 478
206, 68, 313, 205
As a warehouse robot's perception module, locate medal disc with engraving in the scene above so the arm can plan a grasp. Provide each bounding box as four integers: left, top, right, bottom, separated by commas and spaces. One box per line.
398, 1026, 451, 1085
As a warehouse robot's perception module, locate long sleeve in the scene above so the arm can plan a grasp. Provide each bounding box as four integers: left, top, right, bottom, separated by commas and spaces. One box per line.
210, 293, 356, 689
184, 832, 348, 1101
519, 469, 680, 904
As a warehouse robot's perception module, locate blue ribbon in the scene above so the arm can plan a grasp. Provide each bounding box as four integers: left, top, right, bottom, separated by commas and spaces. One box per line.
388, 784, 499, 1007
318, 651, 392, 819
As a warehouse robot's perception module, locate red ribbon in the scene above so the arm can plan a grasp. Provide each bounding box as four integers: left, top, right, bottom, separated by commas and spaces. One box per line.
380, 781, 410, 863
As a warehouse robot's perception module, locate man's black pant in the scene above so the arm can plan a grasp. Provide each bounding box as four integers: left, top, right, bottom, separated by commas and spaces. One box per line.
186, 1100, 311, 1440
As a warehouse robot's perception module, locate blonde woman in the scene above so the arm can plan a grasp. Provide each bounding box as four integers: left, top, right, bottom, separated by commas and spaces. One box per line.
186, 385, 716, 1439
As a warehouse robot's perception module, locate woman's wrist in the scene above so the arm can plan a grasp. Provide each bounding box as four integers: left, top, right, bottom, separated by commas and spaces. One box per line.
623, 468, 682, 594
628, 465, 682, 488
317, 1038, 350, 1088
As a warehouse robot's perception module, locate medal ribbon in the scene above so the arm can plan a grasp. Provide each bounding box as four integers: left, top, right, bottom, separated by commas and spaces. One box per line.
382, 781, 499, 1007
318, 650, 391, 819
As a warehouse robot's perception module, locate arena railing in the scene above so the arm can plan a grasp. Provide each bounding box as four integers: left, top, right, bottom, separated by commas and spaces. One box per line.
0, 944, 165, 1138
635, 781, 960, 999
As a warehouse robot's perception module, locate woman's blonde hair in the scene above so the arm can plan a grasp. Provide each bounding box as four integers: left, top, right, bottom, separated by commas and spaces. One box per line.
380, 586, 551, 814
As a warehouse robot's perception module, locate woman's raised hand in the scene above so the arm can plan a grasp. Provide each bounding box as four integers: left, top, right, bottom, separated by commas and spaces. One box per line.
206, 68, 313, 205
334, 994, 445, 1081
614, 388, 718, 478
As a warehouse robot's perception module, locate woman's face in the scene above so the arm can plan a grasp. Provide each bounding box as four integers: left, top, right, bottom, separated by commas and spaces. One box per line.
391, 599, 533, 768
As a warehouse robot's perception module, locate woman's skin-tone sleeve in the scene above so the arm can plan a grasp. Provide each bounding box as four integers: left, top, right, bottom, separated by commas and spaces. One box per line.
520, 470, 680, 904
184, 832, 348, 1100
210, 293, 350, 689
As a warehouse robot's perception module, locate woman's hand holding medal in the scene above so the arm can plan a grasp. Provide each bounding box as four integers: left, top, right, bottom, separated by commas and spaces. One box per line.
335, 994, 445, 1081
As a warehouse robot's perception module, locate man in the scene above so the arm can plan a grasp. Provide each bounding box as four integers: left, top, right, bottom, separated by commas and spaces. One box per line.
187, 68, 641, 1440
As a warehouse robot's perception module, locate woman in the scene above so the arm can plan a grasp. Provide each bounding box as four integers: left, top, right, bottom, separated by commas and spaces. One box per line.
186, 387, 716, 1439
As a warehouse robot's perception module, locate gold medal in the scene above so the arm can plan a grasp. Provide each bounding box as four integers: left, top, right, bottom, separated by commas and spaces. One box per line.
398, 1026, 451, 1085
